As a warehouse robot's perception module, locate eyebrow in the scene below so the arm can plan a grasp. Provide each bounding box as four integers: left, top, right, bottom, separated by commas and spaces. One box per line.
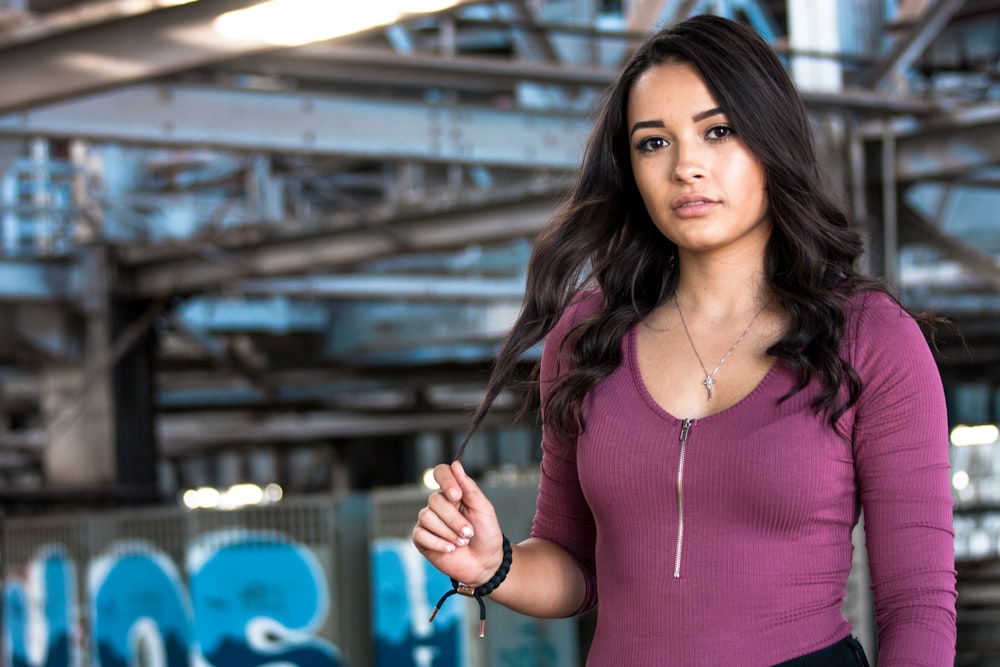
629, 107, 725, 137
693, 107, 724, 122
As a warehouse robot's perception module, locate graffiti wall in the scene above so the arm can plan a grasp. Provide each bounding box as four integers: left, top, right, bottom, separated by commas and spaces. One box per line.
2, 488, 579, 667
369, 486, 579, 667
3, 512, 343, 667
371, 539, 466, 667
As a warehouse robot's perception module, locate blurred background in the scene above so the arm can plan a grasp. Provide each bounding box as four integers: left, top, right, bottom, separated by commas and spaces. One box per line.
0, 0, 996, 665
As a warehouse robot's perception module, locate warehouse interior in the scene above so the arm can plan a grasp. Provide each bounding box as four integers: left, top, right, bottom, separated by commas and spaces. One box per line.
0, 0, 998, 665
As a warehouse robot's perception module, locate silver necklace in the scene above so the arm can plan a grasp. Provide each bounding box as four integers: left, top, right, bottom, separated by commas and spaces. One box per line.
674, 295, 769, 401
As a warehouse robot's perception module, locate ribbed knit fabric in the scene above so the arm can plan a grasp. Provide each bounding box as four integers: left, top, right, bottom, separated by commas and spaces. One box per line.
530, 291, 957, 666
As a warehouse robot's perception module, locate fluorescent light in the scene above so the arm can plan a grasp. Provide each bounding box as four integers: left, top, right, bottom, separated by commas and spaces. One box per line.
226, 482, 264, 507
214, 0, 464, 47
183, 485, 221, 509
182, 482, 283, 509
950, 424, 1000, 447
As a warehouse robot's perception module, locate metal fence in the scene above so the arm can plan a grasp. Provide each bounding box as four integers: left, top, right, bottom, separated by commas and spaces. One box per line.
1, 481, 876, 667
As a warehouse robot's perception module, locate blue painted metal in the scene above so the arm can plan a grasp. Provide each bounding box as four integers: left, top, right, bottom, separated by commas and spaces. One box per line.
176, 296, 329, 334
228, 274, 526, 301
0, 257, 77, 301
0, 84, 590, 169
1, 155, 78, 257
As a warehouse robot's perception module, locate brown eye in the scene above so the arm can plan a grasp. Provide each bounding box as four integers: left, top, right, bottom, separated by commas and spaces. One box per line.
637, 137, 668, 153
706, 125, 735, 141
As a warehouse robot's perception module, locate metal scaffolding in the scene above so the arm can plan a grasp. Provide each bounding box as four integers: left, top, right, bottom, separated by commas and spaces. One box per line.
0, 0, 995, 554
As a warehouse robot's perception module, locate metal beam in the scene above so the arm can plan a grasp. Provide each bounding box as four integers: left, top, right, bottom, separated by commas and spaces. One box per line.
861, 0, 966, 90
0, 83, 590, 169
801, 87, 941, 116
227, 45, 617, 91
0, 79, 940, 172
123, 193, 558, 296
496, 0, 561, 63
869, 107, 1000, 181
0, 0, 480, 113
159, 409, 517, 456
229, 46, 943, 116
0, 0, 201, 49
0, 0, 310, 113
227, 274, 526, 301
900, 202, 1000, 292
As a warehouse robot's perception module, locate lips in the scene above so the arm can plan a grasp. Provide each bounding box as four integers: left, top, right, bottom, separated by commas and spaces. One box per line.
671, 194, 718, 210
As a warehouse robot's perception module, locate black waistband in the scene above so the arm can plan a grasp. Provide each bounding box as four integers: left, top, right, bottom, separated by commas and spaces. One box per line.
773, 636, 870, 667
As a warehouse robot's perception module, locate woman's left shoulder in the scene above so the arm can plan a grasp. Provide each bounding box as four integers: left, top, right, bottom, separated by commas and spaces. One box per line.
843, 289, 917, 333
842, 289, 936, 371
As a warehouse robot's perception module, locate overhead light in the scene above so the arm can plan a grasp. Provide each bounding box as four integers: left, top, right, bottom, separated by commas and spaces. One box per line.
181, 482, 284, 509
950, 424, 1000, 447
214, 0, 465, 47
183, 486, 222, 509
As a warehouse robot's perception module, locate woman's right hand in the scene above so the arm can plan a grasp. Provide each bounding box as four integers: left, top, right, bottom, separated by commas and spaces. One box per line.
412, 460, 505, 587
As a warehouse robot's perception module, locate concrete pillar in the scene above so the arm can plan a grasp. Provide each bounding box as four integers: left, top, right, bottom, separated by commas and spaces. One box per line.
42, 361, 116, 486
42, 239, 118, 488
41, 295, 159, 499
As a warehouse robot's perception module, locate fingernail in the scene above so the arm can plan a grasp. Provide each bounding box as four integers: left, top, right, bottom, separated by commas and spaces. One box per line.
461, 526, 474, 539
457, 537, 469, 547
445, 544, 455, 553
448, 488, 461, 501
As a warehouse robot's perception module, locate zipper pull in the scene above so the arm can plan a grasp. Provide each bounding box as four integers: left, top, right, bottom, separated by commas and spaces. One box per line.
679, 418, 692, 442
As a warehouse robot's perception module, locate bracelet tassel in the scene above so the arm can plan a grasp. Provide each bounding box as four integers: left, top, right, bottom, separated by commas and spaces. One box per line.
428, 534, 512, 638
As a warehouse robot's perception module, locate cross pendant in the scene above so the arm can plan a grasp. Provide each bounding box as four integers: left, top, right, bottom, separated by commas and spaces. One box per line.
703, 375, 717, 401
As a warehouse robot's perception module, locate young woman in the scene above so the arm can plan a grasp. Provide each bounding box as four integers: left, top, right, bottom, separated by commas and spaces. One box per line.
412, 14, 956, 666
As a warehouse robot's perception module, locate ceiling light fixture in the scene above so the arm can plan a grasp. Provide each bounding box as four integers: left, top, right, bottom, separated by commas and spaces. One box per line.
214, 0, 466, 47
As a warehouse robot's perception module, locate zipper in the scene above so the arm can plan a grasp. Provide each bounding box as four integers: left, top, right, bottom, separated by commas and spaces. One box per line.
674, 418, 694, 578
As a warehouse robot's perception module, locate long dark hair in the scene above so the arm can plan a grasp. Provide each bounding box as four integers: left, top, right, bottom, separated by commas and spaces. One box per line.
456, 14, 883, 457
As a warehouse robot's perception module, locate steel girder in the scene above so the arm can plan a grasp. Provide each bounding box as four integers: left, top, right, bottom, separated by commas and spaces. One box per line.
862, 109, 1000, 183
0, 0, 312, 113
120, 190, 560, 295
0, 0, 996, 477
0, 83, 591, 169
861, 0, 968, 90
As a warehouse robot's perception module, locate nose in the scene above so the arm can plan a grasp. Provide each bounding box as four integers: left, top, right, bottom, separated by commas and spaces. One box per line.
672, 143, 707, 183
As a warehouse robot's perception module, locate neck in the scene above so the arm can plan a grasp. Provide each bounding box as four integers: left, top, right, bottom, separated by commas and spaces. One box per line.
674, 254, 770, 317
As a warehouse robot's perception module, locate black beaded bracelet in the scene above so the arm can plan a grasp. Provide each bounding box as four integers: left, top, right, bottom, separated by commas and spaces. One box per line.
428, 534, 512, 638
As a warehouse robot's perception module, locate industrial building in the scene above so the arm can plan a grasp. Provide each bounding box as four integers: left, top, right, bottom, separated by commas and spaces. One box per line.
0, 0, 997, 664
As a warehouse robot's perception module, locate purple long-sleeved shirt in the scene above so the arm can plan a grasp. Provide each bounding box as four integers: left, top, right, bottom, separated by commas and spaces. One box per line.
530, 290, 957, 665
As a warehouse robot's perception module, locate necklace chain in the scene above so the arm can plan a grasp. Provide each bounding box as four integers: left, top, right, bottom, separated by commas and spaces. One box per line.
674, 296, 769, 401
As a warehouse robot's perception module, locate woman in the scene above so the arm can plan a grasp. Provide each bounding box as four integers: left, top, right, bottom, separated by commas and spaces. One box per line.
412, 14, 956, 665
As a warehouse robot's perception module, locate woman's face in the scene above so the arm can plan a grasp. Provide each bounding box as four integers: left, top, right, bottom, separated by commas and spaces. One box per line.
627, 61, 771, 258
